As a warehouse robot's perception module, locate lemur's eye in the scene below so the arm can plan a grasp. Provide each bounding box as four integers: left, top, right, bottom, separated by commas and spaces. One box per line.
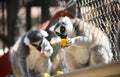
32, 40, 42, 47
32, 44, 39, 47
32, 43, 41, 51
61, 27, 65, 31
32, 40, 42, 51
60, 26, 66, 33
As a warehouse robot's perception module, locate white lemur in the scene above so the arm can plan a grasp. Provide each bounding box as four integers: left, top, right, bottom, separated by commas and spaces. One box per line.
10, 30, 53, 77
49, 16, 113, 71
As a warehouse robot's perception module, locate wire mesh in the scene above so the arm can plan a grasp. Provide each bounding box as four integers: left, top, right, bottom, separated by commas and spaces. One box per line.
75, 0, 120, 62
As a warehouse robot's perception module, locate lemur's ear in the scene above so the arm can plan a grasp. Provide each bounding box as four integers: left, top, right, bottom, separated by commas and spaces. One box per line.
49, 24, 56, 32
70, 17, 78, 24
40, 30, 48, 37
24, 36, 30, 45
71, 18, 76, 24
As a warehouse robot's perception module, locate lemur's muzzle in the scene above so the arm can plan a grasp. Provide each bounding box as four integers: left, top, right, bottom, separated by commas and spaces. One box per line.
32, 41, 43, 54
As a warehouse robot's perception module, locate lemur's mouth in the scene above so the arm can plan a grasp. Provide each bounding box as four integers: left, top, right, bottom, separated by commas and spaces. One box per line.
37, 46, 44, 54
32, 43, 43, 54
39, 50, 44, 54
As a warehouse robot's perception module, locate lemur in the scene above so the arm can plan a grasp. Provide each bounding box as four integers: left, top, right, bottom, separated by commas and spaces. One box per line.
49, 16, 113, 71
10, 30, 53, 77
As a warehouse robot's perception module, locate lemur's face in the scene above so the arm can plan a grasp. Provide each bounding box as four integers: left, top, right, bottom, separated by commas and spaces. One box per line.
23, 30, 53, 56
49, 16, 74, 38
28, 30, 43, 51
54, 22, 66, 37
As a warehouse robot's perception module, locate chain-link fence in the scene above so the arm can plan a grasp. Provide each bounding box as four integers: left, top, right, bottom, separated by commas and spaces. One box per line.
74, 0, 120, 62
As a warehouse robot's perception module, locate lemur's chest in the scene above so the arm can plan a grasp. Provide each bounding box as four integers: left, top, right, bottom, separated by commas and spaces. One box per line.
26, 47, 44, 70
64, 45, 90, 64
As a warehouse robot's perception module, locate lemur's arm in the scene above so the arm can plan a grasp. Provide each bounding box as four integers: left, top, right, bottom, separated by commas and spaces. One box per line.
18, 43, 32, 77
42, 38, 53, 56
19, 57, 30, 76
68, 35, 93, 45
50, 37, 61, 46
50, 35, 93, 46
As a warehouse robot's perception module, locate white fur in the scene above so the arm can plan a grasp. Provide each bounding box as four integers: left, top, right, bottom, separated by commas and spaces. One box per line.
49, 16, 113, 70
26, 36, 53, 74
11, 38, 21, 52
69, 35, 93, 45
49, 25, 55, 32
61, 17, 113, 62
60, 16, 75, 37
41, 38, 53, 57
40, 30, 48, 37
50, 37, 61, 45
24, 36, 30, 45
10, 30, 53, 77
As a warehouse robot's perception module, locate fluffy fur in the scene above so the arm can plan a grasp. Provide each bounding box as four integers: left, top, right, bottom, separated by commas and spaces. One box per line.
10, 30, 53, 77
49, 16, 113, 71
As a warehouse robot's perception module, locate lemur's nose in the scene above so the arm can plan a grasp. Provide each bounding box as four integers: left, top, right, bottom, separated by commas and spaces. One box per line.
37, 46, 41, 51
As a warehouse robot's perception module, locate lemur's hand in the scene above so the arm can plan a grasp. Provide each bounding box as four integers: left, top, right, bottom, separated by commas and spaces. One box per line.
68, 38, 75, 45
42, 38, 53, 57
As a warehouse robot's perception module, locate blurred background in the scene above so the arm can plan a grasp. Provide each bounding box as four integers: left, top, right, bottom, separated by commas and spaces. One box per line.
0, 0, 119, 77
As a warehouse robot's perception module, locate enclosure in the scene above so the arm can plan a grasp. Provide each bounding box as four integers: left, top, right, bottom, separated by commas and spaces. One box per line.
0, 0, 120, 77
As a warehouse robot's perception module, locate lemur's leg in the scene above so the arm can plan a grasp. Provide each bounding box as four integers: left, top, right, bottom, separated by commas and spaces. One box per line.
89, 45, 111, 65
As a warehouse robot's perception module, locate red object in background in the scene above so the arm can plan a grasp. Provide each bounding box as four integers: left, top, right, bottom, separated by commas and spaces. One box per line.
38, 10, 74, 30
49, 10, 74, 25
38, 20, 50, 30
0, 52, 12, 77
0, 10, 74, 77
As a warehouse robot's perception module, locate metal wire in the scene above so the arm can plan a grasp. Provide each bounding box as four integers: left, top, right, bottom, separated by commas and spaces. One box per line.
76, 0, 120, 62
